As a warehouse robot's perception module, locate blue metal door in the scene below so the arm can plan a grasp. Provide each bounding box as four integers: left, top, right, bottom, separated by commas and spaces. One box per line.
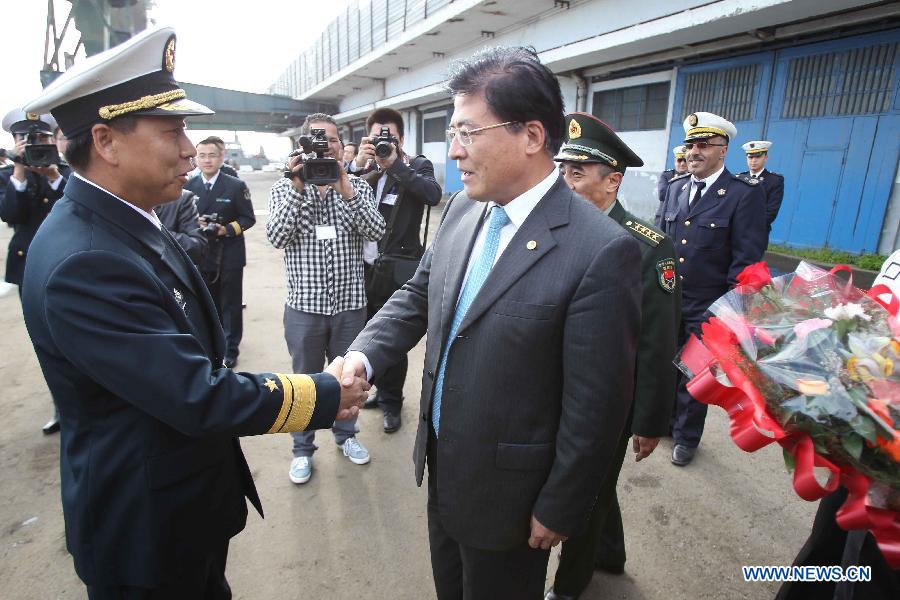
767, 31, 900, 253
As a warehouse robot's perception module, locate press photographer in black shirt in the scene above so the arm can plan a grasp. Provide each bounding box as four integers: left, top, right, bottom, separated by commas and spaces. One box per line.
357, 107, 442, 433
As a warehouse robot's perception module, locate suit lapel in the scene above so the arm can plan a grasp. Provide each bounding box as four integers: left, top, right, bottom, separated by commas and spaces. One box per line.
676, 179, 691, 217
454, 179, 566, 336
438, 198, 488, 343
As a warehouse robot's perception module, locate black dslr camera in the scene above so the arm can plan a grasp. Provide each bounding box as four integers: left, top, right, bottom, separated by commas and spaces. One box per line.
200, 213, 225, 238
373, 126, 398, 159
284, 128, 340, 185
10, 124, 60, 168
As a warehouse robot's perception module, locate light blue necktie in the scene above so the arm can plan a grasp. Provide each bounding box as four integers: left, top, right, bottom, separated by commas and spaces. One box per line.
432, 205, 510, 436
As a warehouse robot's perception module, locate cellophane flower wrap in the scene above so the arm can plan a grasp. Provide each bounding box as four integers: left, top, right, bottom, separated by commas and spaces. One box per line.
678, 260, 900, 565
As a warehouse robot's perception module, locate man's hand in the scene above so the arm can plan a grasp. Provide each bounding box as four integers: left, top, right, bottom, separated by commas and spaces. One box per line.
355, 137, 375, 171
11, 139, 27, 180
330, 164, 356, 201
632, 435, 661, 462
28, 164, 61, 181
324, 356, 369, 420
374, 143, 397, 171
339, 352, 368, 388
197, 216, 228, 237
286, 153, 306, 193
528, 515, 567, 550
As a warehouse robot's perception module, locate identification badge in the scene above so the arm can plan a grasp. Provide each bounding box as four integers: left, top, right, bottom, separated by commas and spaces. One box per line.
216, 197, 231, 203
315, 225, 338, 240
381, 193, 399, 206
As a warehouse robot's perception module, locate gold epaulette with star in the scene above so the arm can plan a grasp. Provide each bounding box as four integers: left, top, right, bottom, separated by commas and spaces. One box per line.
623, 217, 663, 247
669, 172, 690, 183
265, 373, 318, 433
735, 172, 760, 185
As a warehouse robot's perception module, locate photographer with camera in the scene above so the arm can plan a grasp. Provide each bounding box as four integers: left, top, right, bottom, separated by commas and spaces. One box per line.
184, 136, 255, 369
356, 108, 441, 433
1, 108, 72, 435
267, 113, 385, 484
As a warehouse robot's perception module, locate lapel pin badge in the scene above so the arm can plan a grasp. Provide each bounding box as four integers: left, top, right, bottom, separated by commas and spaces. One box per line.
717, 188, 726, 196
526, 240, 537, 250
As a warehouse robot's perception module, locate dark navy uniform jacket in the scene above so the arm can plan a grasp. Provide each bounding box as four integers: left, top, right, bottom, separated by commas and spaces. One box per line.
656, 168, 767, 321
656, 168, 677, 204
0, 163, 71, 285
738, 168, 784, 230
21, 174, 339, 587
184, 172, 255, 271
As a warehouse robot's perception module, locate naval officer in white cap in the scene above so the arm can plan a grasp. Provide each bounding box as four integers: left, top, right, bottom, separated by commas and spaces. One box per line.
738, 140, 784, 232
20, 25, 368, 599
656, 111, 767, 467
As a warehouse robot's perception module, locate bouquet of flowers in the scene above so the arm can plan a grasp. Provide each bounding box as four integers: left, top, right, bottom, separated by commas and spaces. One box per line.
678, 260, 900, 566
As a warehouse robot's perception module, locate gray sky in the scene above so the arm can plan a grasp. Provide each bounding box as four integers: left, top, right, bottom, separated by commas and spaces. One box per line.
3, 0, 351, 159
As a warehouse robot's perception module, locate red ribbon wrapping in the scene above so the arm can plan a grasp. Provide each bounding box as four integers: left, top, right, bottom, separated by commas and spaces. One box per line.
680, 277, 900, 567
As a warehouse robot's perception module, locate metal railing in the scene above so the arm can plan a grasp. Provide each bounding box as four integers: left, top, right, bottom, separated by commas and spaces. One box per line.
268, 0, 455, 97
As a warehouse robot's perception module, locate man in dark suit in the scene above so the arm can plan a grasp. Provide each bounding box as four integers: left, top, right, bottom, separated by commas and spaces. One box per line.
20, 26, 368, 598
738, 140, 785, 233
548, 113, 680, 599
185, 136, 256, 368
1, 108, 72, 434
656, 111, 767, 466
155, 189, 207, 266
342, 46, 642, 599
357, 107, 442, 433
656, 144, 687, 204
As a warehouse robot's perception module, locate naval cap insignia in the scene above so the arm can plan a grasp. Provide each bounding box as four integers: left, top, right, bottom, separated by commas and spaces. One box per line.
687, 113, 698, 127
164, 35, 176, 73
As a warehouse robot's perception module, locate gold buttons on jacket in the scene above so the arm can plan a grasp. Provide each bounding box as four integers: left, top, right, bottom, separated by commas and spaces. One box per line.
679, 257, 685, 263
681, 239, 687, 245
17, 250, 24, 256
684, 220, 691, 226
710, 223, 716, 228
43, 198, 49, 204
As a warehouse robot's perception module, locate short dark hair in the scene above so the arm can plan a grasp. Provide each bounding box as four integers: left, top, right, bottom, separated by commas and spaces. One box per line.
366, 108, 404, 137
198, 136, 225, 151
345, 142, 357, 150
301, 113, 338, 136
65, 116, 138, 172
446, 46, 565, 154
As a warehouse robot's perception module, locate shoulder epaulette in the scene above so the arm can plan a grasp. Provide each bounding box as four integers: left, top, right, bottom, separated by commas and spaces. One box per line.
734, 172, 760, 186
669, 172, 690, 183
623, 217, 663, 247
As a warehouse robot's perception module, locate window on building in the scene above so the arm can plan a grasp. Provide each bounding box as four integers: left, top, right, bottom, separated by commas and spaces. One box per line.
423, 115, 446, 143
782, 42, 898, 118
592, 82, 669, 131
682, 64, 760, 122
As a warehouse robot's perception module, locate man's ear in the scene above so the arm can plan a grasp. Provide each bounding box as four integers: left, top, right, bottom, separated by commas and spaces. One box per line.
91, 124, 119, 167
522, 120, 547, 156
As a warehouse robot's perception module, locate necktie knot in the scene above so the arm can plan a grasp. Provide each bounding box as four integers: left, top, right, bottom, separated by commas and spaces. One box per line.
488, 205, 510, 233
205, 182, 212, 192
690, 181, 706, 207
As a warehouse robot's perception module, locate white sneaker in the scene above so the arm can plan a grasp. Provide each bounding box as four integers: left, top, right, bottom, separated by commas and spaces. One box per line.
289, 456, 312, 484
341, 437, 370, 465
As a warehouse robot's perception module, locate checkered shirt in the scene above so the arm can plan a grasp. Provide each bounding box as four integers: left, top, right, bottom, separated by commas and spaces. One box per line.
266, 176, 385, 315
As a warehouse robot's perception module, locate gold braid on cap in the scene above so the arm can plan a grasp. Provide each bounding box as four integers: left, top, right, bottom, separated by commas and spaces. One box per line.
98, 89, 187, 120
687, 126, 728, 138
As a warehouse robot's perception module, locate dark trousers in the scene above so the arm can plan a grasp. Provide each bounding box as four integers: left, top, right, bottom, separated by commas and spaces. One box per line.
672, 315, 707, 448
553, 419, 631, 596
87, 542, 231, 600
364, 263, 408, 412
776, 487, 900, 600
426, 434, 550, 600
203, 268, 243, 360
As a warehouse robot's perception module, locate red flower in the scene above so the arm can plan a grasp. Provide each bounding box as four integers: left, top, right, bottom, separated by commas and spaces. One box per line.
736, 261, 773, 293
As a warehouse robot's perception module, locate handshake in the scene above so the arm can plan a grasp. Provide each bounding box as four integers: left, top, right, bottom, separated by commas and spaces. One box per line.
324, 354, 371, 420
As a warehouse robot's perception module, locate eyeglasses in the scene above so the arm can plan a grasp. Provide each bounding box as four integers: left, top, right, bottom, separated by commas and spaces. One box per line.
446, 121, 519, 146
683, 142, 727, 150
196, 153, 221, 159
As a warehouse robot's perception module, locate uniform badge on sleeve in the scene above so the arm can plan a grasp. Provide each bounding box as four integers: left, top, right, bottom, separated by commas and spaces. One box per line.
656, 259, 676, 293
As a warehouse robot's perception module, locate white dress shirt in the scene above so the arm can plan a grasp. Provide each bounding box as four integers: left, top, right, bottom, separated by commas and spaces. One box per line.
201, 170, 220, 189
73, 172, 162, 230
688, 165, 725, 206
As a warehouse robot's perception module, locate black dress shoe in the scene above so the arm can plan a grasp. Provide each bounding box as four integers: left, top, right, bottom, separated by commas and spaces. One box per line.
223, 357, 237, 369
383, 411, 401, 433
42, 416, 60, 435
671, 444, 697, 466
545, 588, 578, 600
362, 394, 380, 409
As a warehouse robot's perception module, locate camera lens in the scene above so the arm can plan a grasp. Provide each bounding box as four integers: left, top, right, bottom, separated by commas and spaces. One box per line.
375, 141, 393, 158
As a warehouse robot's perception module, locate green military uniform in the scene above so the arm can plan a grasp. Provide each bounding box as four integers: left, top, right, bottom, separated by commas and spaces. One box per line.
551, 113, 681, 599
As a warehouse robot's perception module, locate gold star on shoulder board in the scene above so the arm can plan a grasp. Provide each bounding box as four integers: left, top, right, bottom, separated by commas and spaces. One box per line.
264, 378, 278, 393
